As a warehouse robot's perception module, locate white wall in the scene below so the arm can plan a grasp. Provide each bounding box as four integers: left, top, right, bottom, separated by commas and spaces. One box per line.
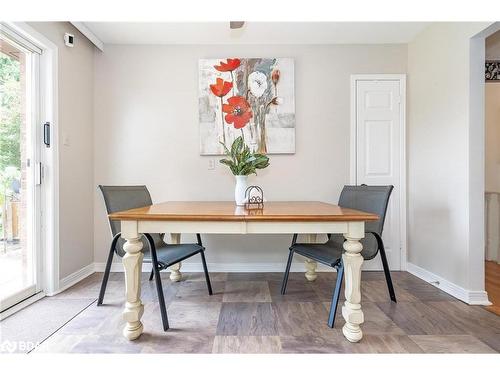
486, 31, 500, 193
28, 22, 95, 279
485, 84, 500, 193
93, 44, 407, 268
486, 31, 500, 60
407, 22, 491, 294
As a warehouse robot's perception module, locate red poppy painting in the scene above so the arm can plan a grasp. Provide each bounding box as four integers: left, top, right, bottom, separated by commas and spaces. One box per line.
199, 58, 295, 155
222, 96, 253, 129
214, 58, 241, 72
210, 78, 233, 97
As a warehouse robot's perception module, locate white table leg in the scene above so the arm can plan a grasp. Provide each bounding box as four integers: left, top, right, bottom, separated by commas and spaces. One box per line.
169, 233, 182, 282
121, 221, 144, 341
304, 234, 318, 282
341, 222, 365, 343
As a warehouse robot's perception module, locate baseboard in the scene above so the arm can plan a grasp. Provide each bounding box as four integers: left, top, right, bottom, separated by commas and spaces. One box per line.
92, 259, 388, 273
468, 291, 492, 305
93, 261, 335, 273
50, 260, 397, 295
49, 263, 95, 296
406, 262, 491, 305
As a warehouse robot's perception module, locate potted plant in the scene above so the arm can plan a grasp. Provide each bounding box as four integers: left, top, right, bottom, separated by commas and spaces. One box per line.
220, 136, 270, 205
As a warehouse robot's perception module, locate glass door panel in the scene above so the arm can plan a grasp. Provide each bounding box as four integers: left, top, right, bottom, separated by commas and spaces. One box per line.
0, 33, 40, 312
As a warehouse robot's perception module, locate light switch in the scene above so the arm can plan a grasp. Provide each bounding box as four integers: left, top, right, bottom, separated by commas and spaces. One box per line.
208, 159, 215, 170
63, 133, 70, 146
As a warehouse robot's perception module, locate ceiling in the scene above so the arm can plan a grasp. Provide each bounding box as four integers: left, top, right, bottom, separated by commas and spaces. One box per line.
82, 22, 429, 46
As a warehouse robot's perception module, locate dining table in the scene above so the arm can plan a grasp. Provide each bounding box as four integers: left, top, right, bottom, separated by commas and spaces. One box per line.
108, 201, 379, 343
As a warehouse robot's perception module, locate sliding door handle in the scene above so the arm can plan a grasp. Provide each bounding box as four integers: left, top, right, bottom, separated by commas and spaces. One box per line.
43, 122, 50, 147
35, 162, 43, 185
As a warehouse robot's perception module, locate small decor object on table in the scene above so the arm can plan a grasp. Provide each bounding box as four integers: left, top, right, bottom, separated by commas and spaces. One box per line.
219, 136, 269, 206
244, 185, 264, 209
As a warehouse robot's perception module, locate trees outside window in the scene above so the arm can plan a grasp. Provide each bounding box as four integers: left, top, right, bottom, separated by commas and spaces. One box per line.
0, 50, 22, 239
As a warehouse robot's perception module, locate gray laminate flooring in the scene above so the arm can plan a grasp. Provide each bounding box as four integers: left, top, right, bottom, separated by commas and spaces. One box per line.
1, 271, 499, 353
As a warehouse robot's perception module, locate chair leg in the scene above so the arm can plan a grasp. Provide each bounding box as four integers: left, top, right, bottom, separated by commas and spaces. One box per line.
281, 250, 294, 295
153, 265, 169, 331
328, 261, 344, 328
200, 251, 213, 295
379, 243, 397, 303
97, 234, 119, 306
148, 267, 154, 281
145, 234, 169, 331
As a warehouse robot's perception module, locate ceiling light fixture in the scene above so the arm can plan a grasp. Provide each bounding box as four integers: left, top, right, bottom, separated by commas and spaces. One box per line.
230, 21, 245, 29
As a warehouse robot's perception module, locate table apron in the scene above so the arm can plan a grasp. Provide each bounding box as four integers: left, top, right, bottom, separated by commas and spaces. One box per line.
129, 220, 364, 236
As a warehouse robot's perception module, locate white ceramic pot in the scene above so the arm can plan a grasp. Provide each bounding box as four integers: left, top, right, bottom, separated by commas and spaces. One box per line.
234, 175, 248, 206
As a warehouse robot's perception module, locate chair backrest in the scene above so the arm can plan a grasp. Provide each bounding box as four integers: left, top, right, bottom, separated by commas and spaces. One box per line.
98, 185, 162, 257
337, 185, 394, 260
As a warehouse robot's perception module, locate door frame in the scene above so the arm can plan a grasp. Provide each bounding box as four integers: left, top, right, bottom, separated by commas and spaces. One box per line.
0, 22, 59, 319
470, 22, 500, 302
350, 74, 407, 271
9, 22, 60, 294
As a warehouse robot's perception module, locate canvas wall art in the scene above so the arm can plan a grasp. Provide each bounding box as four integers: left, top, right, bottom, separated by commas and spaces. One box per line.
199, 58, 295, 155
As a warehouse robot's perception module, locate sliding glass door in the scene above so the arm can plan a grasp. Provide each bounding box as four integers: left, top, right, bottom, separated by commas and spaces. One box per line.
0, 29, 42, 312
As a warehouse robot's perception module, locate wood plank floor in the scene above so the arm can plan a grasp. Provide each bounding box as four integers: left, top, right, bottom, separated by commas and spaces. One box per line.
1, 271, 499, 353
486, 261, 500, 316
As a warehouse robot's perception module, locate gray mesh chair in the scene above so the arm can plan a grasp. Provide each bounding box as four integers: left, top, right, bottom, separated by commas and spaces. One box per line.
97, 185, 212, 331
281, 185, 395, 328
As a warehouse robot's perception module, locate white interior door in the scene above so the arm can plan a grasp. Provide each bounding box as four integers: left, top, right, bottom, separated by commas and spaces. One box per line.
353, 76, 405, 270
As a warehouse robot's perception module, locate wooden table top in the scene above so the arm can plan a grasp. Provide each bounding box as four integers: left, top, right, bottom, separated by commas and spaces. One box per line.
108, 201, 379, 222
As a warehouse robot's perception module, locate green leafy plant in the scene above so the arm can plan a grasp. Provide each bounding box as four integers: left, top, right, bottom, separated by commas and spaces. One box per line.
219, 136, 270, 176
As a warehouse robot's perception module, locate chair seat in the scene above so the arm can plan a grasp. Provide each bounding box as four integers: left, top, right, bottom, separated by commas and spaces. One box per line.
291, 235, 345, 267
292, 232, 379, 265
144, 243, 203, 268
